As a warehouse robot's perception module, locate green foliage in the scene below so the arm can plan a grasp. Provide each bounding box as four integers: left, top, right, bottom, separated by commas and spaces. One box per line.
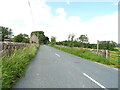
78, 34, 88, 43
50, 45, 119, 68
99, 41, 117, 50
56, 40, 90, 48
55, 40, 118, 51
31, 31, 49, 44
13, 33, 29, 43
1, 45, 38, 88
51, 36, 56, 43
0, 26, 13, 41
31, 31, 44, 36
68, 33, 75, 41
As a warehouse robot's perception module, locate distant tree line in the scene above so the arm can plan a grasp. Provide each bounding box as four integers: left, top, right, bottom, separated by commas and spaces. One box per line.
0, 26, 49, 44
0, 26, 118, 51
50, 34, 118, 51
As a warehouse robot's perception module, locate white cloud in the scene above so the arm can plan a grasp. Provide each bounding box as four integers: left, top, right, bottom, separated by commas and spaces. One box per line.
45, 11, 118, 43
0, 0, 118, 43
112, 2, 119, 6
56, 8, 67, 17
66, 1, 70, 5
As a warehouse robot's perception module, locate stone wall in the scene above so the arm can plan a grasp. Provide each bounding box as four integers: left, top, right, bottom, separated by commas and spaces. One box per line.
88, 49, 109, 59
0, 42, 31, 57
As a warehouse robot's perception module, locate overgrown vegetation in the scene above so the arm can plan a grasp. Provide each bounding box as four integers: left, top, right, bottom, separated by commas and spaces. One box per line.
55, 40, 118, 51
0, 26, 13, 41
50, 45, 119, 68
12, 33, 30, 43
1, 44, 39, 88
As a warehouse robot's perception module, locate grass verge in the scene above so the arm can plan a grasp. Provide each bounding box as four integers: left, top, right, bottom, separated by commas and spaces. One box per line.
50, 45, 119, 68
1, 44, 39, 88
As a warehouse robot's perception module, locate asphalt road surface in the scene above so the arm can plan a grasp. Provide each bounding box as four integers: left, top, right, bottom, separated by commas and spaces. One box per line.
14, 45, 118, 88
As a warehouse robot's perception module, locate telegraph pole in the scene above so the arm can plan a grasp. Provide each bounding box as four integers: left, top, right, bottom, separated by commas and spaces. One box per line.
28, 0, 35, 27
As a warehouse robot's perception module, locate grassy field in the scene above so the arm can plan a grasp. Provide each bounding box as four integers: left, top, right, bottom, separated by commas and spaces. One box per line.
50, 45, 119, 68
1, 44, 39, 88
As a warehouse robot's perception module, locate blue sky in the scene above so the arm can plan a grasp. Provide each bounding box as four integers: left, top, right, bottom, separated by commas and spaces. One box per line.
46, 2, 117, 22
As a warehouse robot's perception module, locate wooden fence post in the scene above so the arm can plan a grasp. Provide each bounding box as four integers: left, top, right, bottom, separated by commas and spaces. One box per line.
97, 40, 99, 55
106, 50, 109, 59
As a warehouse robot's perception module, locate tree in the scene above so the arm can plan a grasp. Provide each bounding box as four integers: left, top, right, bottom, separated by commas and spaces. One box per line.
13, 33, 29, 43
99, 41, 117, 50
67, 33, 76, 47
0, 26, 13, 41
68, 33, 75, 41
43, 36, 49, 44
31, 31, 44, 37
79, 34, 88, 43
51, 36, 56, 43
30, 31, 49, 44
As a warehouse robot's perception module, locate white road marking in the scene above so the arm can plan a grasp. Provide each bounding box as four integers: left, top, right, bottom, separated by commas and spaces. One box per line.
83, 73, 107, 89
55, 53, 60, 57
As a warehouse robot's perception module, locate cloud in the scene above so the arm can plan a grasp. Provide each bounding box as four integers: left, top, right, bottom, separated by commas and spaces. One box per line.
0, 0, 118, 43
56, 8, 67, 17
112, 2, 119, 6
45, 10, 117, 43
0, 0, 52, 35
66, 1, 70, 5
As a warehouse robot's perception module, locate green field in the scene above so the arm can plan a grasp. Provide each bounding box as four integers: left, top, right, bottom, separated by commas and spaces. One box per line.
50, 45, 119, 68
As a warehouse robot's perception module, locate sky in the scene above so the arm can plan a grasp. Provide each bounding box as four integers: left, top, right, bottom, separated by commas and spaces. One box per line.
0, 0, 118, 44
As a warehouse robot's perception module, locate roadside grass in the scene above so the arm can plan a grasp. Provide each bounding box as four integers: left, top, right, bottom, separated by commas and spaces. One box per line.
1, 44, 39, 88
50, 45, 119, 68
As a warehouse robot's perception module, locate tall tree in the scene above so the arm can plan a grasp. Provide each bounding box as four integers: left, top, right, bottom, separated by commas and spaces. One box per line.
51, 36, 56, 43
68, 33, 75, 41
43, 36, 49, 44
79, 34, 88, 43
0, 26, 13, 41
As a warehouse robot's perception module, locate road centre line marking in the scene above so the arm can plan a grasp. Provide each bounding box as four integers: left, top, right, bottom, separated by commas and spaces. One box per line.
55, 53, 60, 57
83, 73, 107, 89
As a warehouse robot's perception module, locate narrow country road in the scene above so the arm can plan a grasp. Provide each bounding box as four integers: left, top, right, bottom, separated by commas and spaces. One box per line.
14, 45, 118, 88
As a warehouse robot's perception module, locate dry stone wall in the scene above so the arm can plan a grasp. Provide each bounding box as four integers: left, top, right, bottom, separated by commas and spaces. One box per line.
0, 42, 31, 57
88, 49, 109, 59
